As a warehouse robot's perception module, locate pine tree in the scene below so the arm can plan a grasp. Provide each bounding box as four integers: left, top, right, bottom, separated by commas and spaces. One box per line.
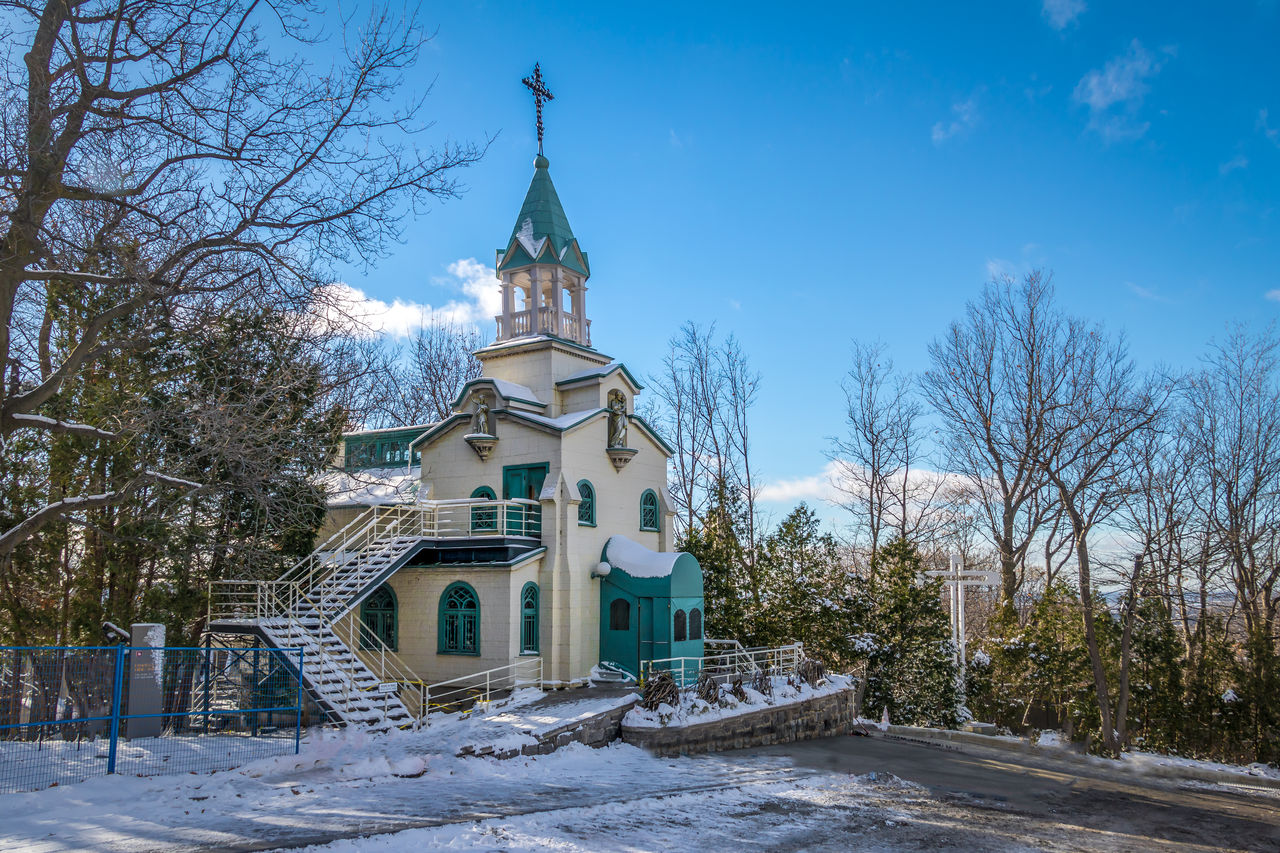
840, 538, 961, 727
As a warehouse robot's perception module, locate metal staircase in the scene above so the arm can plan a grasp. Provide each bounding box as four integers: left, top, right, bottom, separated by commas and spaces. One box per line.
207, 500, 542, 729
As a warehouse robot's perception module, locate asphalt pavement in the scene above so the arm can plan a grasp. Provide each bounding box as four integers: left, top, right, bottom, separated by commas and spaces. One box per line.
738, 732, 1280, 852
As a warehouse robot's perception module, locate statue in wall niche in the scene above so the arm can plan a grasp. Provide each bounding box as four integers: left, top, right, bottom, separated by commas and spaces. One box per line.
607, 391, 628, 447
472, 393, 493, 436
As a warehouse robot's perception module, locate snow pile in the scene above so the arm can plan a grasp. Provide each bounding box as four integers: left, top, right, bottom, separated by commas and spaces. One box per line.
1035, 730, 1064, 748
602, 535, 681, 578
1118, 749, 1280, 781
624, 674, 853, 729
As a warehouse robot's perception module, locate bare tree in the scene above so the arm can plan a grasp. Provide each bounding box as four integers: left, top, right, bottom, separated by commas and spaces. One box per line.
922, 272, 1058, 620
369, 317, 482, 428
1034, 313, 1167, 756
650, 321, 762, 613
652, 322, 759, 536
1183, 325, 1280, 655
830, 340, 942, 565
0, 0, 484, 554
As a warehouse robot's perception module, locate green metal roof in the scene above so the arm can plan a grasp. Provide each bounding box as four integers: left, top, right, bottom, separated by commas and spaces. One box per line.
497, 155, 590, 277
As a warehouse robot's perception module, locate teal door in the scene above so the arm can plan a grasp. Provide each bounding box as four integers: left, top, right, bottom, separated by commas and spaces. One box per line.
638, 597, 654, 667
502, 463, 547, 536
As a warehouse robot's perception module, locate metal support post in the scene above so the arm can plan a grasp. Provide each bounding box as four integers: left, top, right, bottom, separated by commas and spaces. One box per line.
107, 643, 125, 775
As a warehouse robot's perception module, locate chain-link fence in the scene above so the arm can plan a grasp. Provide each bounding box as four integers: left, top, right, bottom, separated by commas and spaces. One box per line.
0, 644, 303, 794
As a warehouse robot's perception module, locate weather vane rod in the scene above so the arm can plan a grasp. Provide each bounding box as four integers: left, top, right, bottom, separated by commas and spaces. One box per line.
522, 63, 554, 156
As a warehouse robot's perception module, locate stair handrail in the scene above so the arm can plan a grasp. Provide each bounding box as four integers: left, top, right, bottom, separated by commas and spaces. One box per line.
333, 615, 427, 722
425, 657, 543, 713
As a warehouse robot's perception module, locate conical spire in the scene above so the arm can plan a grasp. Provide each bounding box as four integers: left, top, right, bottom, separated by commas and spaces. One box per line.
497, 155, 589, 277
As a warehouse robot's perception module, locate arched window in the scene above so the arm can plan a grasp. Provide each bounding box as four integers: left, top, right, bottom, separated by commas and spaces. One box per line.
690, 608, 703, 641
609, 598, 630, 631
521, 583, 539, 654
360, 585, 397, 651
470, 486, 497, 532
438, 582, 480, 655
577, 480, 596, 526
640, 490, 660, 532
673, 609, 687, 642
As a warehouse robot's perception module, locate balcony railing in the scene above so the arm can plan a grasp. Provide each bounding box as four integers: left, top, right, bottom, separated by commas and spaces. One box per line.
495, 308, 591, 345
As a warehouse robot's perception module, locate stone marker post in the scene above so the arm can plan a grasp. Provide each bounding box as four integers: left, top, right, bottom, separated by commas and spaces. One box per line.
127, 623, 166, 739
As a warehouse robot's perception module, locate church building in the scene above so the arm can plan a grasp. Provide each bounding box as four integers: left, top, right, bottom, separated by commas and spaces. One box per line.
210, 69, 704, 725
321, 92, 705, 691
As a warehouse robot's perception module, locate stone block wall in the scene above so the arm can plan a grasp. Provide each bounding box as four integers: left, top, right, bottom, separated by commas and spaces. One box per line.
620, 688, 856, 757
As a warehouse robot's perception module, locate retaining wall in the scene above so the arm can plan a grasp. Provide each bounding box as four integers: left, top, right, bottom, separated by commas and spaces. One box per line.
459, 698, 639, 760
621, 687, 857, 757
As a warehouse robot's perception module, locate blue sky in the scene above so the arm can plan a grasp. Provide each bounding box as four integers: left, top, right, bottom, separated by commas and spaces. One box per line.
333, 1, 1280, 528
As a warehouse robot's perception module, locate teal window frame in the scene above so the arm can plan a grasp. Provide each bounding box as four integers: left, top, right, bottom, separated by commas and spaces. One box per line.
520, 582, 539, 654
639, 489, 660, 532
576, 480, 596, 527
360, 584, 398, 651
470, 486, 497, 532
438, 581, 480, 655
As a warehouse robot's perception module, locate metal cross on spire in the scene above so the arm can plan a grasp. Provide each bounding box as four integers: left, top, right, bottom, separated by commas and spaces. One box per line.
522, 63, 555, 155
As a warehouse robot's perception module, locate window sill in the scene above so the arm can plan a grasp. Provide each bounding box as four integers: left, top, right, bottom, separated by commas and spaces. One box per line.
519, 650, 540, 657
577, 521, 596, 528
437, 649, 481, 656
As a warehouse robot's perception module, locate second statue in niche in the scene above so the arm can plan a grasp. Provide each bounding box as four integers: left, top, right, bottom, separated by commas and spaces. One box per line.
472, 394, 493, 436
607, 391, 628, 448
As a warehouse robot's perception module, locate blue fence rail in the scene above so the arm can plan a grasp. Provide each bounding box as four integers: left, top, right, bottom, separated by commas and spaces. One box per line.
0, 644, 304, 794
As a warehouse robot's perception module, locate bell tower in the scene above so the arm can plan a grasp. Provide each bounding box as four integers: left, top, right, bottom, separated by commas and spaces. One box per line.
492, 64, 592, 348
493, 153, 592, 347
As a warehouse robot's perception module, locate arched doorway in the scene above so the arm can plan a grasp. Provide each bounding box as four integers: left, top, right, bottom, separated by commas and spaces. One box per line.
360, 584, 397, 651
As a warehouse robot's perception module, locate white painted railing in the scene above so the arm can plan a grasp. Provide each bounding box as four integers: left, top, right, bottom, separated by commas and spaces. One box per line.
640, 643, 805, 688
495, 308, 591, 345
207, 497, 541, 724
426, 658, 544, 713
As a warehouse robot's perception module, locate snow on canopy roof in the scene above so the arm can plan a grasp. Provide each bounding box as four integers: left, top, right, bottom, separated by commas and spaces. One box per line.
604, 535, 681, 579
319, 466, 418, 507
555, 362, 644, 391
487, 378, 543, 405
453, 377, 545, 410
512, 409, 602, 431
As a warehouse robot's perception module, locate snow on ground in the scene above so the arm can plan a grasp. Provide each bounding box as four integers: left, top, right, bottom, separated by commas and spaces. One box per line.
0, 729, 803, 853
0, 730, 297, 794
288, 773, 935, 853
623, 674, 851, 729
1031, 729, 1280, 782
1117, 747, 1280, 781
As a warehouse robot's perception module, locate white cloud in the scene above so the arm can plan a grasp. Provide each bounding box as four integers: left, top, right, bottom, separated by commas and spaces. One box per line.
1265, 290, 1280, 303
1259, 109, 1280, 147
1042, 0, 1086, 30
985, 257, 1018, 280
312, 258, 499, 338
758, 460, 964, 506
758, 461, 845, 504
931, 95, 980, 145
1126, 281, 1170, 303
1219, 154, 1249, 175
1073, 40, 1171, 141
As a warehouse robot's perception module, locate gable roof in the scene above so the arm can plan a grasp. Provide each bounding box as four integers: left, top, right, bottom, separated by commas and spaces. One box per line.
554, 361, 645, 392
